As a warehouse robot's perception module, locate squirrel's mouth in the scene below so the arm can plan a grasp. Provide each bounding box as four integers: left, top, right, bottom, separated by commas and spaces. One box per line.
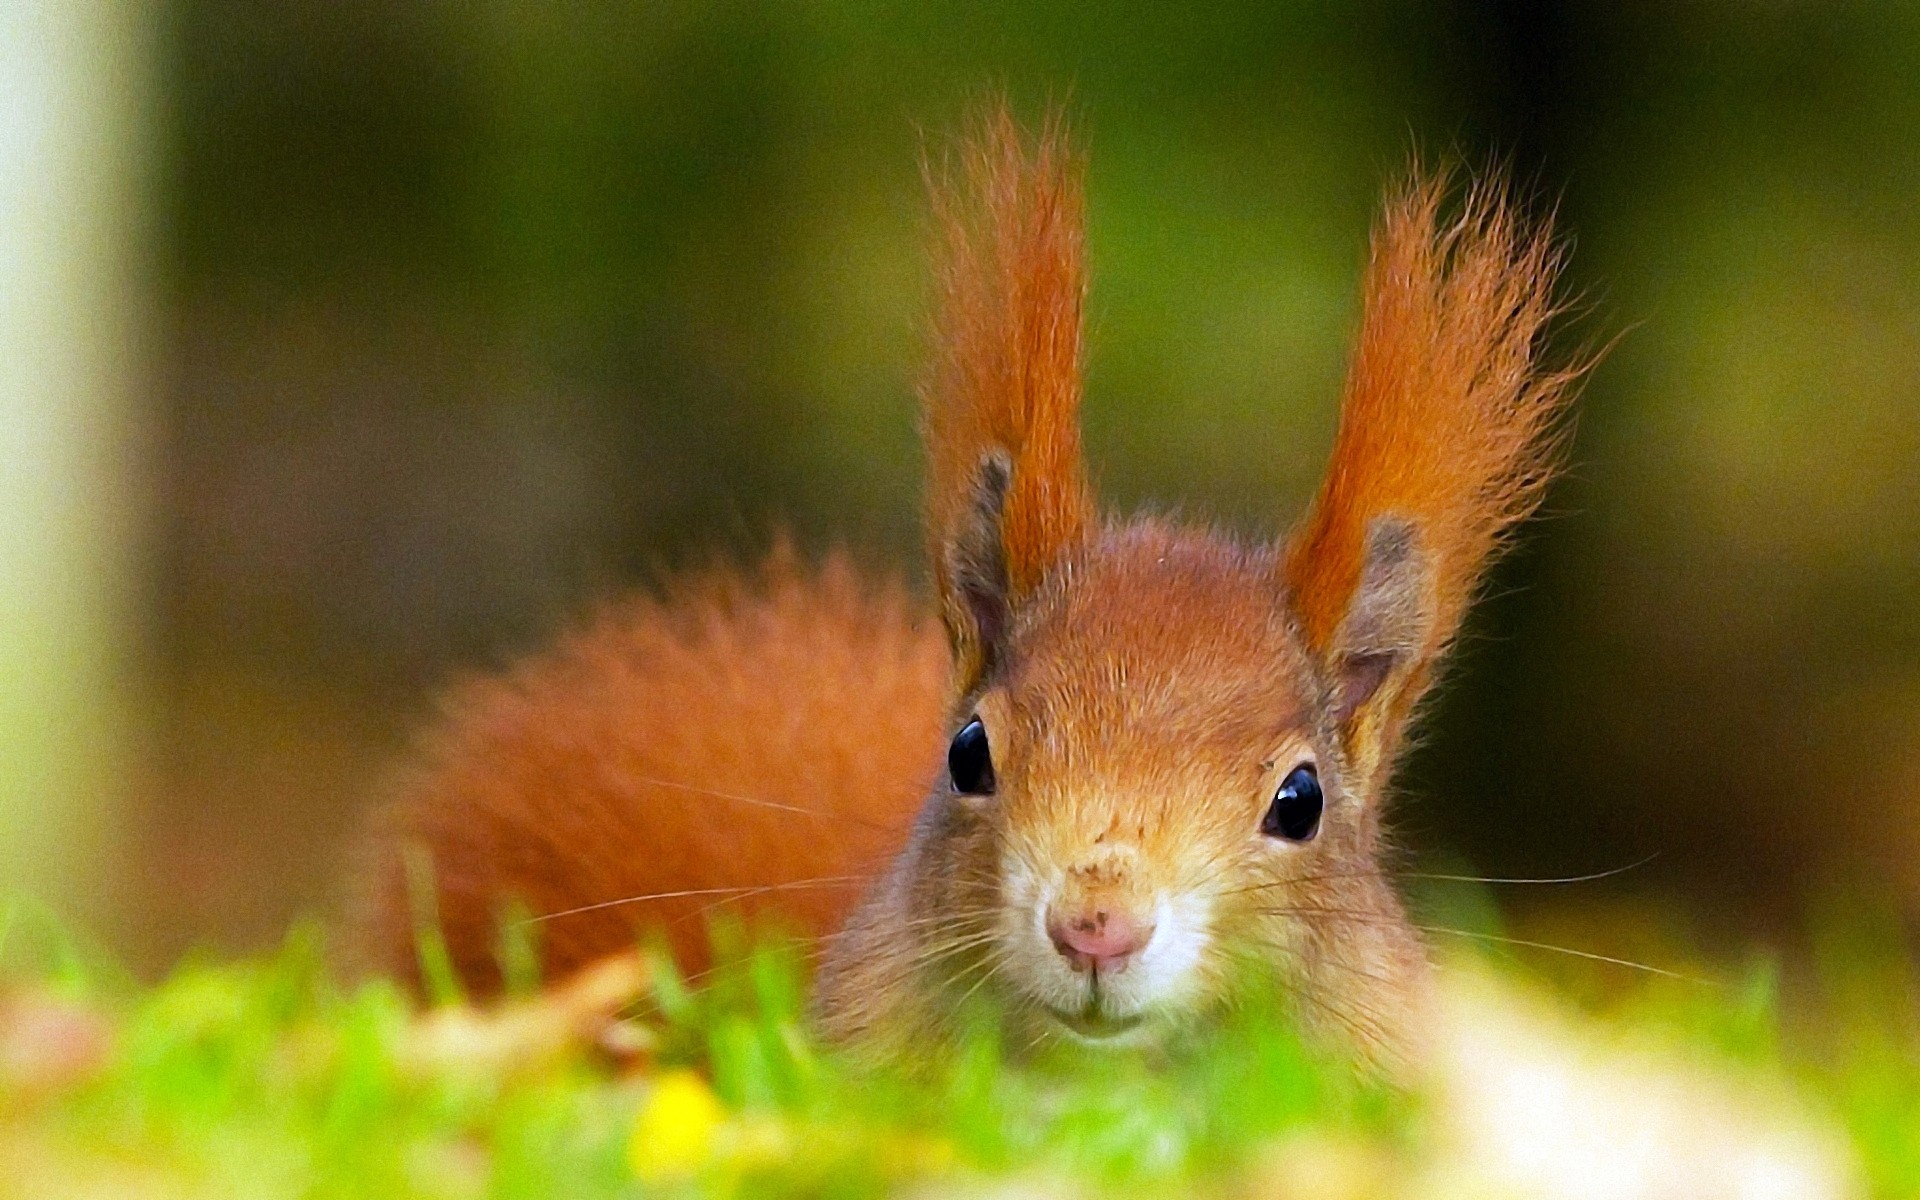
1043, 1003, 1146, 1043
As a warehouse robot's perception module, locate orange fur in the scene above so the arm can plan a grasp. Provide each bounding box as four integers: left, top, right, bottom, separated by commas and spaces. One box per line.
922, 104, 1093, 685
358, 548, 948, 990
1285, 177, 1576, 666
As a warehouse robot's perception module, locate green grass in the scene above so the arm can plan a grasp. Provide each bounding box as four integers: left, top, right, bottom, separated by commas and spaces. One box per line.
1, 900, 1917, 1199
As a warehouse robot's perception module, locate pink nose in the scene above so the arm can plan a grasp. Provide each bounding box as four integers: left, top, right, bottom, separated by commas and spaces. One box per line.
1047, 906, 1153, 974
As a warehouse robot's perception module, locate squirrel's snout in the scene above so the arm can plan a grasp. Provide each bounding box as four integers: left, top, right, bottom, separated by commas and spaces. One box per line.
1046, 905, 1154, 975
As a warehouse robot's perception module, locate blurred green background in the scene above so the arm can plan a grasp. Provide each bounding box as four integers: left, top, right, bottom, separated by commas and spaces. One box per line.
6, 0, 1918, 973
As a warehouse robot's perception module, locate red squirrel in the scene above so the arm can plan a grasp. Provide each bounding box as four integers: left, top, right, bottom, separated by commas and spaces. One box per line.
357, 104, 1576, 1073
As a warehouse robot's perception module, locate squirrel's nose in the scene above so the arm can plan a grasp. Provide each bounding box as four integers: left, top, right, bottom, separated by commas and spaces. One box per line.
1046, 905, 1153, 974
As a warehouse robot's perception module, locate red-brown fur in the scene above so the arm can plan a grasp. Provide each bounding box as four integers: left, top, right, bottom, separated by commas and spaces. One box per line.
359, 548, 948, 990
358, 103, 1577, 1067
922, 106, 1094, 689
1285, 178, 1575, 750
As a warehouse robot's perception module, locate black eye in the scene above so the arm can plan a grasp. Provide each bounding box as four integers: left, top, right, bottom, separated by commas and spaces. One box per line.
948, 717, 996, 796
1262, 764, 1322, 841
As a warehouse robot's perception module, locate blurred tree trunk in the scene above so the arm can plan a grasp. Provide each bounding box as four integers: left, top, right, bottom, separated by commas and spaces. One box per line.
0, 3, 148, 940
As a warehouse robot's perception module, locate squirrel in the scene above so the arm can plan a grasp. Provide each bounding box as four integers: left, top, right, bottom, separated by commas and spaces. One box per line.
356, 102, 1576, 1076
354, 105, 1862, 1194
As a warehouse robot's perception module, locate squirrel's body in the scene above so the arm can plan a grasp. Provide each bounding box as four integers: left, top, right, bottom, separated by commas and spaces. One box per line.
363, 105, 1566, 1071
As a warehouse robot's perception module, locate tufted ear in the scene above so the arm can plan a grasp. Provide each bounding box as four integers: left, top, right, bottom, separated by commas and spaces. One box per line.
923, 103, 1094, 692
1284, 174, 1582, 782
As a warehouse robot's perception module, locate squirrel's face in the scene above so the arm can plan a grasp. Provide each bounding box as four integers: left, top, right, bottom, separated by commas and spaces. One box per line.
941, 523, 1392, 1048
898, 110, 1570, 1065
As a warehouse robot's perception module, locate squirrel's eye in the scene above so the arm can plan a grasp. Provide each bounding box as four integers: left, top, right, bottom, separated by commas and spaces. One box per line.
948, 717, 996, 796
1262, 764, 1322, 842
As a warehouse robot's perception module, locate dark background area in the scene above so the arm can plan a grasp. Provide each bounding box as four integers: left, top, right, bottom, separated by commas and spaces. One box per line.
111, 0, 1920, 970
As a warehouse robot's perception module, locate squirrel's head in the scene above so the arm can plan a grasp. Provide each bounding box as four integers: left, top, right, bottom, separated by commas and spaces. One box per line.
909, 106, 1576, 1062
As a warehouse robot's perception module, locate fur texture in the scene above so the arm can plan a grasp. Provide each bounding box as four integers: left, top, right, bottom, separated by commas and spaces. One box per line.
1283, 177, 1577, 779
358, 548, 948, 991
1287, 177, 1571, 657
922, 105, 1094, 691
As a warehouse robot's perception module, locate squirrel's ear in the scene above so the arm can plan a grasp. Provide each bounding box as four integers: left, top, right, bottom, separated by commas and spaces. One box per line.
942, 451, 1016, 684
924, 102, 1094, 691
1283, 173, 1582, 781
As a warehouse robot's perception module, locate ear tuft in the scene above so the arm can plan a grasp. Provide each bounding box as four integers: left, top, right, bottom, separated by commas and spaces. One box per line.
1285, 172, 1587, 760
923, 100, 1095, 690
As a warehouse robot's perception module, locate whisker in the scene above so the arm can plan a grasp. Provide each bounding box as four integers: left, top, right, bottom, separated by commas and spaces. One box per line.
812, 903, 1004, 946
898, 927, 1004, 973
1269, 938, 1405, 995
670, 934, 848, 992
622, 773, 910, 833
1219, 871, 1385, 898
680, 874, 891, 924
1251, 903, 1707, 985
1249, 952, 1388, 1052
1415, 925, 1709, 985
527, 875, 874, 923
943, 944, 1013, 1008
1232, 935, 1404, 1031
1398, 853, 1661, 886
1253, 903, 1433, 923
1018, 1018, 1050, 1059
860, 898, 1006, 939
1218, 852, 1661, 899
